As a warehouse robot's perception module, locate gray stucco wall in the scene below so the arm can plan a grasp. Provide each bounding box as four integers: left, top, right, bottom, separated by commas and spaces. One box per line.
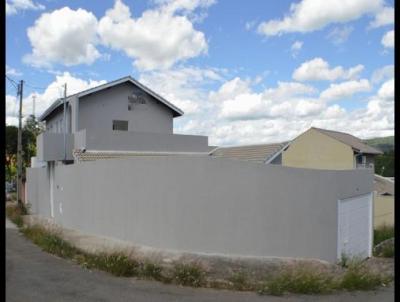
27, 156, 373, 262
26, 167, 51, 218
78, 82, 174, 135
74, 129, 210, 152
36, 132, 74, 161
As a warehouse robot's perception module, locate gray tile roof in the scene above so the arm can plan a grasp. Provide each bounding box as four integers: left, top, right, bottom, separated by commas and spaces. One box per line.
209, 142, 288, 163
312, 127, 383, 155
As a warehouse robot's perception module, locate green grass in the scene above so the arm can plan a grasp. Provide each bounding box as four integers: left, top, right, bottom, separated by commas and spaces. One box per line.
258, 261, 393, 296
22, 226, 79, 259
228, 272, 252, 291
374, 225, 394, 246
80, 253, 140, 277
339, 262, 392, 291
6, 203, 29, 228
258, 266, 336, 296
141, 262, 164, 281
172, 263, 205, 287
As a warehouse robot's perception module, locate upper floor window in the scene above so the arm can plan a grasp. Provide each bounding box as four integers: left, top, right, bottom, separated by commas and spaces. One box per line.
112, 120, 128, 131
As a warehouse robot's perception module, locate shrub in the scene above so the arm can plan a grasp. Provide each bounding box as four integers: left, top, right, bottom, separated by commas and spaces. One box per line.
173, 263, 205, 287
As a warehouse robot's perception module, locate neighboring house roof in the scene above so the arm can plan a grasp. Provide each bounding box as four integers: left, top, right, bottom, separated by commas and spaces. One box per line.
209, 142, 289, 163
374, 174, 394, 196
311, 127, 383, 155
73, 149, 209, 162
39, 76, 184, 121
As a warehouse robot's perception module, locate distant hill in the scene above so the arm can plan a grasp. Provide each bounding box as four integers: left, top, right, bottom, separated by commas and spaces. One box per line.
363, 136, 394, 153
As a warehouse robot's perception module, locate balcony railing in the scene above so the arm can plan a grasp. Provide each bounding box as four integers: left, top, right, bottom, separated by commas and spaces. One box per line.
356, 163, 374, 169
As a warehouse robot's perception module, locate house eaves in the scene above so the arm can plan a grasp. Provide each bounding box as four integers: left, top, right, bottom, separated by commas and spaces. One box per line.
39, 76, 184, 122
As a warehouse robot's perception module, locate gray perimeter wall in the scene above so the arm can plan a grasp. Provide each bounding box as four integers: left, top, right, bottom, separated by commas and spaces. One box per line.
26, 167, 51, 217
26, 157, 373, 262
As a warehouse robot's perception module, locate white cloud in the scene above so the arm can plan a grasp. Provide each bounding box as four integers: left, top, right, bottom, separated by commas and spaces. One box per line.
97, 0, 210, 70
326, 26, 353, 45
291, 40, 303, 57
371, 65, 394, 84
320, 79, 371, 100
292, 58, 364, 82
174, 73, 393, 146
5, 72, 106, 126
377, 78, 394, 100
139, 66, 224, 115
6, 0, 44, 15
368, 6, 394, 28
24, 7, 100, 67
209, 77, 251, 102
6, 65, 22, 77
381, 30, 394, 48
257, 0, 382, 36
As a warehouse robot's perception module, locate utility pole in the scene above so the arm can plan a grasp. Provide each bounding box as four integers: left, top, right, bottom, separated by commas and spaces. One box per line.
63, 83, 67, 162
32, 94, 36, 118
17, 80, 23, 206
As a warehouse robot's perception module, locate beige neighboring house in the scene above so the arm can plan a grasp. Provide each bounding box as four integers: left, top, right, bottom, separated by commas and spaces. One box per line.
373, 174, 394, 228
282, 127, 393, 229
282, 127, 383, 170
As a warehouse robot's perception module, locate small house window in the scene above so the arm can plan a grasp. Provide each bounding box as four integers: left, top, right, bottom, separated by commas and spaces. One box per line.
112, 120, 128, 131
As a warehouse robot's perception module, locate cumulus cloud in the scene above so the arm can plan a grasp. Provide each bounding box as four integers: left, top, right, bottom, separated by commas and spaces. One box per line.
320, 79, 371, 100
172, 68, 393, 146
257, 0, 382, 36
139, 66, 224, 115
291, 41, 303, 58
97, 0, 210, 70
381, 30, 394, 48
6, 0, 44, 15
5, 72, 106, 126
292, 58, 364, 82
24, 7, 100, 67
368, 6, 394, 28
6, 65, 22, 77
326, 26, 353, 45
371, 65, 394, 84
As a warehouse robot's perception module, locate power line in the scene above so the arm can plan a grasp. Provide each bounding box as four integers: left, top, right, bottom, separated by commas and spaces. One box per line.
5, 75, 19, 90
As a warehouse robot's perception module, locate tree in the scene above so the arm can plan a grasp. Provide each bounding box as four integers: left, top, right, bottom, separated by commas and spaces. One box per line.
6, 125, 18, 181
5, 115, 45, 181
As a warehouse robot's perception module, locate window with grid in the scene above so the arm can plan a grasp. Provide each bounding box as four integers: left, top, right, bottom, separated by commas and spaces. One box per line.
112, 120, 128, 131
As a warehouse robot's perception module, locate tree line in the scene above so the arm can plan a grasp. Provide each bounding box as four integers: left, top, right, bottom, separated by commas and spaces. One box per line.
5, 115, 45, 182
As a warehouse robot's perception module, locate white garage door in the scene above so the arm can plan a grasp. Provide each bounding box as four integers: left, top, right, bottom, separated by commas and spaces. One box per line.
337, 193, 373, 260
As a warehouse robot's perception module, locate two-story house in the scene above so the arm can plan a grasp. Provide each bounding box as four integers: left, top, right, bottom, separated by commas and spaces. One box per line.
282, 127, 383, 170
35, 76, 211, 165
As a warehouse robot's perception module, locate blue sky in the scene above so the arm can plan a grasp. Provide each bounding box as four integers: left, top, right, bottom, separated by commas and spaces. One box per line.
6, 0, 394, 145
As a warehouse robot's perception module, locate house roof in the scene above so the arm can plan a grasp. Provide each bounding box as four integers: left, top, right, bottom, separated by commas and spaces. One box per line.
209, 142, 289, 163
374, 174, 394, 195
72, 149, 209, 162
311, 127, 383, 155
39, 76, 184, 121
